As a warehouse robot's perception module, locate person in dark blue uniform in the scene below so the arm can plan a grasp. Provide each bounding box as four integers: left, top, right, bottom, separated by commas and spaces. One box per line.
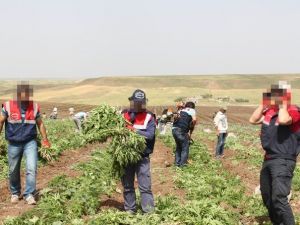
121, 89, 155, 214
0, 83, 51, 205
249, 82, 300, 225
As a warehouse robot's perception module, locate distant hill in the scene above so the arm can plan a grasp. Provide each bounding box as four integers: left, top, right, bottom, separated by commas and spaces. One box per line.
77, 74, 300, 89
1, 74, 300, 106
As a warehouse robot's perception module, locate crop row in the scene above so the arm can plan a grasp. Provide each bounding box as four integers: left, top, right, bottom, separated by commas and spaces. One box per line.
0, 119, 86, 181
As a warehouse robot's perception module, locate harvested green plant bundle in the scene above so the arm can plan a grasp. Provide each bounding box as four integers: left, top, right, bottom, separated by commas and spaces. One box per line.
82, 105, 146, 177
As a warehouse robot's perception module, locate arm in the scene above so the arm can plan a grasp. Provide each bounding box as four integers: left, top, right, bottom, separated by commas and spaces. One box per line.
136, 118, 156, 140
189, 109, 197, 136
278, 106, 292, 125
213, 114, 219, 134
189, 117, 196, 136
249, 105, 265, 124
213, 113, 219, 127
224, 116, 228, 131
36, 118, 48, 140
0, 115, 6, 134
278, 104, 292, 125
36, 118, 50, 148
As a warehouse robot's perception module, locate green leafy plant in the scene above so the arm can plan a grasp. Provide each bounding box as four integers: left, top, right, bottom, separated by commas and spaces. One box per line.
82, 104, 146, 177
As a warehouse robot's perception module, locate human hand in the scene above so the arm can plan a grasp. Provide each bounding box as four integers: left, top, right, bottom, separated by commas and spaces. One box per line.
42, 139, 51, 148
262, 92, 271, 109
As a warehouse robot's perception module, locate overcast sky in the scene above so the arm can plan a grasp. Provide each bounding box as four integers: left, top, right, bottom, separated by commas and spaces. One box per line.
0, 0, 299, 79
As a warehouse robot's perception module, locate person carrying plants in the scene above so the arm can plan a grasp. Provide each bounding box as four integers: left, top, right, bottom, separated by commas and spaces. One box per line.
214, 106, 228, 159
249, 81, 299, 225
172, 101, 197, 167
0, 82, 51, 205
121, 89, 156, 214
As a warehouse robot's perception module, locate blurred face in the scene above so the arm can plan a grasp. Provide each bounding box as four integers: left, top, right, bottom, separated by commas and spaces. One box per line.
270, 88, 290, 106
130, 100, 146, 112
17, 85, 33, 102
264, 86, 291, 107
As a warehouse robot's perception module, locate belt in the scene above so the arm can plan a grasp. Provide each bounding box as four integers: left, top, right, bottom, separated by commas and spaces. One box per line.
264, 153, 297, 161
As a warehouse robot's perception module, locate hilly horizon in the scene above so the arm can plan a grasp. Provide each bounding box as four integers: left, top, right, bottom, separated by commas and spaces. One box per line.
1, 74, 300, 106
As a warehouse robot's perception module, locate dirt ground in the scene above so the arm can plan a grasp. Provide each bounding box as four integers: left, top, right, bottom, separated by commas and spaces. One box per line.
204, 139, 260, 195
204, 137, 300, 224
100, 139, 185, 211
0, 137, 183, 222
0, 102, 288, 224
0, 143, 102, 222
0, 99, 256, 123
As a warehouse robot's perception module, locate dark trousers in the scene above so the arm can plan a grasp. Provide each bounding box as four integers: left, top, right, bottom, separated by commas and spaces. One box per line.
260, 159, 296, 225
172, 128, 190, 167
215, 133, 227, 157
121, 157, 154, 213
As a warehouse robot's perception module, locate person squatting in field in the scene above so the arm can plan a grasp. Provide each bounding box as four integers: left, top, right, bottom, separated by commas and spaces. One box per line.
249, 81, 300, 225
214, 106, 228, 159
121, 89, 156, 214
0, 82, 51, 205
72, 111, 89, 132
158, 107, 173, 135
49, 106, 58, 119
172, 101, 197, 167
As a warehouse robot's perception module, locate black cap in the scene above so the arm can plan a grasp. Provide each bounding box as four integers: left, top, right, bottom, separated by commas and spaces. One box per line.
128, 89, 147, 103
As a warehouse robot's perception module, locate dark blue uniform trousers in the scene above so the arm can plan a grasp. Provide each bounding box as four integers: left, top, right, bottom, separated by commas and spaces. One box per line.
260, 158, 296, 225
121, 156, 154, 213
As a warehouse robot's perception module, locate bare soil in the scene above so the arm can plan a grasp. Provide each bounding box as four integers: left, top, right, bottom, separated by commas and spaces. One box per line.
99, 139, 186, 211
0, 143, 102, 222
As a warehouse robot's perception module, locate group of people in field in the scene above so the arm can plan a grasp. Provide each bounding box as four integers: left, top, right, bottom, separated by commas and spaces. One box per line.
158, 102, 228, 160
0, 81, 298, 225
43, 106, 89, 133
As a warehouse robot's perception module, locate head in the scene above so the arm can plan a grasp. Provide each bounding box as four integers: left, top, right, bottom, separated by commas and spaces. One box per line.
266, 81, 291, 107
53, 107, 58, 114
128, 89, 147, 113
16, 82, 33, 102
185, 101, 195, 109
176, 101, 185, 110
220, 106, 227, 113
69, 107, 75, 116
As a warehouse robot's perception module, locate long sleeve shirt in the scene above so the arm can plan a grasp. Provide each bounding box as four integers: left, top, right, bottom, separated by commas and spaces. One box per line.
214, 111, 228, 133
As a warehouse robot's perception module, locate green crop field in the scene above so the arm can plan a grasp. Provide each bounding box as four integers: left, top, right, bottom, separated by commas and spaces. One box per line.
1, 75, 300, 224
1, 104, 299, 224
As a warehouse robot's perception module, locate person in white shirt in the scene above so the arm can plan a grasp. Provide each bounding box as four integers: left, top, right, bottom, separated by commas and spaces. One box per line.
73, 112, 88, 132
49, 107, 58, 119
213, 106, 228, 158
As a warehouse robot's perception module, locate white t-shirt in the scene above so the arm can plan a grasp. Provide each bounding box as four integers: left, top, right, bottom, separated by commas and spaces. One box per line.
182, 108, 196, 118
214, 111, 228, 133
75, 112, 87, 119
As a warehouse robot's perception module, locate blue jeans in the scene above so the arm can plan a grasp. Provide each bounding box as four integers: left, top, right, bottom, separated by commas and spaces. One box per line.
172, 128, 190, 167
215, 133, 227, 157
121, 157, 154, 213
8, 139, 38, 198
